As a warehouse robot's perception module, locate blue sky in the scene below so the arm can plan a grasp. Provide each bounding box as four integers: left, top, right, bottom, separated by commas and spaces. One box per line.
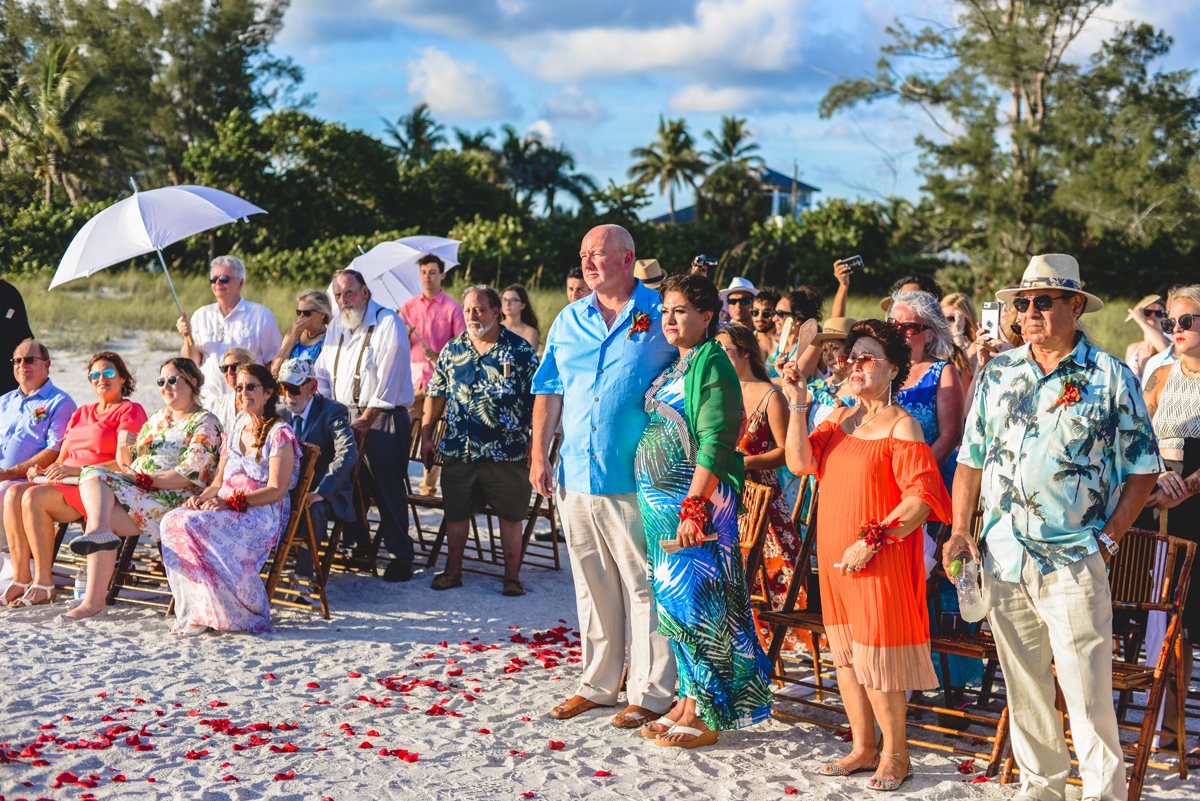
274, 0, 1200, 220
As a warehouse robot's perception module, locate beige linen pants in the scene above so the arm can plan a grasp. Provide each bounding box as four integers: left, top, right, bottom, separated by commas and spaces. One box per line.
556, 486, 677, 712
989, 550, 1126, 801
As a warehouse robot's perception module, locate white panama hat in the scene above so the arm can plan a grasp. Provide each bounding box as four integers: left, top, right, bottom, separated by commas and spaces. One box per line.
994, 254, 1104, 313
719, 276, 759, 302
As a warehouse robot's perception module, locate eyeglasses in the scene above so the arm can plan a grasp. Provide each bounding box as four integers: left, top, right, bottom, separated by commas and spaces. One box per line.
296, 309, 316, 317
501, 298, 522, 305
156, 375, 181, 387
234, 383, 261, 394
11, 356, 45, 365
88, 368, 117, 381
210, 275, 234, 285
726, 296, 754, 307
894, 322, 930, 336
1162, 314, 1196, 334
279, 382, 302, 395
219, 363, 244, 374
838, 354, 879, 371
1012, 294, 1068, 313
1143, 308, 1167, 320
721, 345, 741, 356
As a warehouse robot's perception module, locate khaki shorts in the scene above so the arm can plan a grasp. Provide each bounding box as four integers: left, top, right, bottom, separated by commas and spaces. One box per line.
441, 456, 532, 523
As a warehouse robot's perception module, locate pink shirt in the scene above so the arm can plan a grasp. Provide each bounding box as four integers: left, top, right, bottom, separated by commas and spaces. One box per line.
400, 291, 466, 390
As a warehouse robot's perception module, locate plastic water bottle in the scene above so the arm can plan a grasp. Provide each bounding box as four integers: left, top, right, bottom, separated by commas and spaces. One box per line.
74, 563, 87, 601
949, 547, 987, 623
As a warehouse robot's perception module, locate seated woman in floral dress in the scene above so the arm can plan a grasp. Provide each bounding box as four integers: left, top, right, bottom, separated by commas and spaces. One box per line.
65, 358, 221, 619
159, 363, 300, 636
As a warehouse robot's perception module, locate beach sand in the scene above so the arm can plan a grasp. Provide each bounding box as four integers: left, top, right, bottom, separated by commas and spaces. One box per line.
1, 337, 1194, 800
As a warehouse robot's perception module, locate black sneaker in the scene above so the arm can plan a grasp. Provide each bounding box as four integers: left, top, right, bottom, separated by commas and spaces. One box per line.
382, 561, 413, 582
69, 531, 121, 555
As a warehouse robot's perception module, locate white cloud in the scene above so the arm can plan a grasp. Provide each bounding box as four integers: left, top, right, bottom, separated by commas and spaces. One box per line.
539, 86, 608, 125
510, 0, 808, 82
526, 119, 558, 140
406, 46, 515, 119
669, 84, 761, 112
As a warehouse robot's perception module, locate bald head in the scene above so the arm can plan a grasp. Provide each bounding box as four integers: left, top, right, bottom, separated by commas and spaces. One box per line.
580, 225, 637, 298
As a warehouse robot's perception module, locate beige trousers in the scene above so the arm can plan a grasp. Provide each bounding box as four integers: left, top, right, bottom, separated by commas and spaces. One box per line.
556, 486, 677, 712
989, 550, 1127, 801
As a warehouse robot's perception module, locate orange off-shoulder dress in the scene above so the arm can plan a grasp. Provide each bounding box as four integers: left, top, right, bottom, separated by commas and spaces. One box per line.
809, 412, 952, 692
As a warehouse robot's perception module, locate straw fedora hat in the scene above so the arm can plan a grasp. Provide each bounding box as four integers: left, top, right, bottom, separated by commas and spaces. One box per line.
634, 259, 665, 288
995, 254, 1104, 313
811, 317, 858, 344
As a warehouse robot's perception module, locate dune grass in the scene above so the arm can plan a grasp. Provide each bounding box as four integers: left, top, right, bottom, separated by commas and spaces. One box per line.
17, 269, 1142, 360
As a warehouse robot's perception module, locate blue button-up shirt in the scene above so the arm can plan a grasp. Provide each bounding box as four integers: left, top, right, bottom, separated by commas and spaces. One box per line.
532, 281, 676, 495
961, 333, 1163, 582
0, 379, 77, 472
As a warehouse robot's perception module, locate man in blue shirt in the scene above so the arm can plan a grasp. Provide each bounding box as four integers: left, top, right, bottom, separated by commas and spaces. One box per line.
530, 224, 678, 728
0, 339, 76, 593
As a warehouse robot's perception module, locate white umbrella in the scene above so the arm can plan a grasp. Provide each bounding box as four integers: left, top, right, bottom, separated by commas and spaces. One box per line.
50, 182, 267, 326
346, 236, 461, 310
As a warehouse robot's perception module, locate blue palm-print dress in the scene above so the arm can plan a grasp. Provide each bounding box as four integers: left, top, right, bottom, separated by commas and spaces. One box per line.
635, 367, 773, 731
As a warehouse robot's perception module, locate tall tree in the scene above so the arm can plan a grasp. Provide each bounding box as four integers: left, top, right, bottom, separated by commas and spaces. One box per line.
0, 41, 102, 206
454, 126, 494, 151
531, 143, 596, 215
383, 102, 446, 167
628, 115, 707, 222
704, 116, 765, 169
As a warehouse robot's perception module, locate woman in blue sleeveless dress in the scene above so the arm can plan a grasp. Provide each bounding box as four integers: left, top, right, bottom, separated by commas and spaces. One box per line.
636, 274, 773, 749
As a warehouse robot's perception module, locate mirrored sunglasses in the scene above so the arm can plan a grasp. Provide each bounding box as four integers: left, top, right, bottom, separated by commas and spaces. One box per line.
1012, 294, 1067, 313
210, 275, 234, 285
88, 368, 117, 380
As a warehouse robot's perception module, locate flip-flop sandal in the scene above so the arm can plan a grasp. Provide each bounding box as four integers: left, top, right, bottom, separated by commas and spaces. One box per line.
654, 725, 719, 749
818, 752, 881, 776
641, 716, 676, 740
13, 583, 56, 607
1, 580, 30, 607
176, 624, 209, 637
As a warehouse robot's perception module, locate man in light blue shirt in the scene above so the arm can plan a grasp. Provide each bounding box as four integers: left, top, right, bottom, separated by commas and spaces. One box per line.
0, 339, 76, 560
530, 224, 677, 727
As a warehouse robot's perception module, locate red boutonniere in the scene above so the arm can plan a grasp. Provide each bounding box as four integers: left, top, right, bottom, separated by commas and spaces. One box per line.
134, 472, 154, 491
858, 519, 900, 552
1049, 377, 1083, 411
628, 311, 651, 339
228, 490, 249, 513
31, 406, 47, 422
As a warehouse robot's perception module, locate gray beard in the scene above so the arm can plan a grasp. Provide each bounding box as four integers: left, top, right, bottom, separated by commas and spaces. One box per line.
281, 395, 303, 414
467, 320, 494, 338
340, 303, 367, 329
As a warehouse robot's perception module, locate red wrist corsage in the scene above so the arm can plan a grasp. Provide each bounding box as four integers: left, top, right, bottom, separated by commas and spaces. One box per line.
858, 519, 900, 552
134, 472, 154, 491
228, 490, 249, 513
679, 495, 712, 530
628, 311, 651, 338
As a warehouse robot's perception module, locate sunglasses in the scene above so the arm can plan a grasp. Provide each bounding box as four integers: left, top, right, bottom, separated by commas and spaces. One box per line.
772, 310, 801, 319
1161, 314, 1196, 334
210, 275, 234, 285
749, 309, 773, 318
726, 296, 754, 307
219, 363, 244, 374
88, 368, 117, 381
157, 375, 185, 387
234, 383, 262, 394
837, 354, 880, 371
11, 356, 45, 365
296, 309, 316, 317
1012, 294, 1068, 313
894, 322, 930, 336
279, 382, 302, 395
1143, 308, 1167, 320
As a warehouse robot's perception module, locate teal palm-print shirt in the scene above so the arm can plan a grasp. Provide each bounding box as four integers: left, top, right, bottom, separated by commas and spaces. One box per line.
961, 333, 1163, 582
426, 327, 539, 462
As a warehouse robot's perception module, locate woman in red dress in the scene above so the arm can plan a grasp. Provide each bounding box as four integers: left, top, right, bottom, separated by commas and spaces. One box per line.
716, 324, 805, 650
781, 319, 950, 791
3, 352, 147, 607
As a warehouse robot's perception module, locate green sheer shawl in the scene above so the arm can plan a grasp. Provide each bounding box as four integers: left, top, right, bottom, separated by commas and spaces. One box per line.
683, 336, 745, 496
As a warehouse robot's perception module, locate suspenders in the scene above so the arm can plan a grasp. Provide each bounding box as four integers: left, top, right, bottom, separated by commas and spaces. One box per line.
333, 324, 375, 408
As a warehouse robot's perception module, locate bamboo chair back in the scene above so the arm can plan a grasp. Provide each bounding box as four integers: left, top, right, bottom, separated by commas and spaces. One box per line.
261, 443, 326, 617
738, 480, 774, 603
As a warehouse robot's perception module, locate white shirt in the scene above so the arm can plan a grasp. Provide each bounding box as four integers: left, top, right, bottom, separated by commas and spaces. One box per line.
291, 397, 313, 437
210, 391, 248, 448
314, 300, 413, 411
189, 299, 283, 408
1142, 344, 1175, 384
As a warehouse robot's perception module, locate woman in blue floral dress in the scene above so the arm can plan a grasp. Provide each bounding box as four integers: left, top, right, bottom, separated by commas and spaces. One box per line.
636, 274, 772, 749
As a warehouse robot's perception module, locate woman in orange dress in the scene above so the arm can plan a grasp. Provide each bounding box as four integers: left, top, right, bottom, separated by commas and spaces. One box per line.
781, 319, 951, 791
3, 352, 148, 607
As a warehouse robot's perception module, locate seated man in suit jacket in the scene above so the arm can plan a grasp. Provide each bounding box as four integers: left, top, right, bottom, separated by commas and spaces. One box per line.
277, 358, 358, 578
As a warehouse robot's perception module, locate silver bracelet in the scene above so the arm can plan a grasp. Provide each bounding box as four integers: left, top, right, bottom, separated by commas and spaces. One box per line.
788, 403, 810, 414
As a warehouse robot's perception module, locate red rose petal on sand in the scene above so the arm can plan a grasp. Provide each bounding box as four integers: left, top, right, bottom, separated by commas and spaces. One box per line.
594, 770, 612, 777
223, 775, 239, 782
147, 777, 156, 782
402, 753, 418, 763
31, 759, 50, 766
208, 701, 226, 708
447, 669, 463, 677
520, 717, 530, 721
478, 729, 491, 734
263, 673, 277, 680
358, 741, 373, 749
274, 770, 295, 781
348, 672, 362, 678
969, 775, 989, 783
111, 775, 126, 782
186, 710, 199, 716
96, 692, 106, 698
521, 793, 535, 798
306, 682, 321, 689
548, 741, 565, 751
784, 789, 799, 795
366, 730, 379, 736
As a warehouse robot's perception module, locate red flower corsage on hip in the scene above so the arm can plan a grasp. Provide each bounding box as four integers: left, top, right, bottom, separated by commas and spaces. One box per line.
628, 311, 651, 339
858, 519, 900, 553
134, 472, 154, 491
1048, 377, 1083, 411
228, 490, 249, 513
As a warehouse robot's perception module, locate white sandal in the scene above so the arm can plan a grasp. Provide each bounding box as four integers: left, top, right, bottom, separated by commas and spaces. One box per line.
13, 583, 56, 607
640, 716, 676, 740
654, 725, 719, 749
1, 580, 30, 607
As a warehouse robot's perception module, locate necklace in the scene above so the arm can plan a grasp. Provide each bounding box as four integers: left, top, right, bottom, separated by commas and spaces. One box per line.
853, 382, 895, 432
1181, 360, 1200, 379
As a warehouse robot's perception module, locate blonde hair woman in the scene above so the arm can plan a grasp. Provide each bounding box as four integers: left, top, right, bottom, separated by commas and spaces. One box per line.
271, 289, 333, 374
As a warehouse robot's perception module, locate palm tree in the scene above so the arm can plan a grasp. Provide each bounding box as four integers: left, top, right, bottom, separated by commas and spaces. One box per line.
533, 143, 596, 215
704, 116, 765, 169
454, 127, 494, 151
382, 102, 446, 166
500, 124, 543, 209
0, 41, 102, 206
628, 116, 707, 222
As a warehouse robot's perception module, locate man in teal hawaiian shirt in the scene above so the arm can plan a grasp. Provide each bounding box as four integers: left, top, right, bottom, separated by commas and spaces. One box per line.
421, 284, 538, 597
947, 255, 1161, 801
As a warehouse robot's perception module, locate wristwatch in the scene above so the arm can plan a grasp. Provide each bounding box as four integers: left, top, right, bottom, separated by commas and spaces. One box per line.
1097, 532, 1119, 555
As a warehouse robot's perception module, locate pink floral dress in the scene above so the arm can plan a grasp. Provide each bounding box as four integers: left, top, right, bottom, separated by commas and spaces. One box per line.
160, 421, 301, 633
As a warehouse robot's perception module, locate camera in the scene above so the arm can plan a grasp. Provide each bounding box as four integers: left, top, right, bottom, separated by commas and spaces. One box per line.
691, 255, 718, 272
840, 255, 864, 272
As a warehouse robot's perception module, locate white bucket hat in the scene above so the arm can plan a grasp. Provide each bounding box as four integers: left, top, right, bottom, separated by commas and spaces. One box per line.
995, 254, 1104, 314
719, 277, 759, 302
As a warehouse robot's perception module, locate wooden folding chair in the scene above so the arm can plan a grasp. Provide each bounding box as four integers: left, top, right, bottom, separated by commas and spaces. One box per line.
1001, 529, 1196, 801
261, 443, 328, 617
738, 480, 774, 605
105, 530, 175, 613
322, 428, 374, 576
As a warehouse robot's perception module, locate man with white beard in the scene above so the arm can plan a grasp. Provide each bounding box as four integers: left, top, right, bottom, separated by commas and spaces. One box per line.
420, 285, 539, 596
313, 269, 415, 582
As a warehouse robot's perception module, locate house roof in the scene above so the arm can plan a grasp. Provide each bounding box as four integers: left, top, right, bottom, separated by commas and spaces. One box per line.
757, 167, 820, 193
649, 205, 697, 224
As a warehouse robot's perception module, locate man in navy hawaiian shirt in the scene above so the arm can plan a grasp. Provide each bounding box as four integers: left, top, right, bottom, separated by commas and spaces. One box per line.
422, 285, 538, 597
